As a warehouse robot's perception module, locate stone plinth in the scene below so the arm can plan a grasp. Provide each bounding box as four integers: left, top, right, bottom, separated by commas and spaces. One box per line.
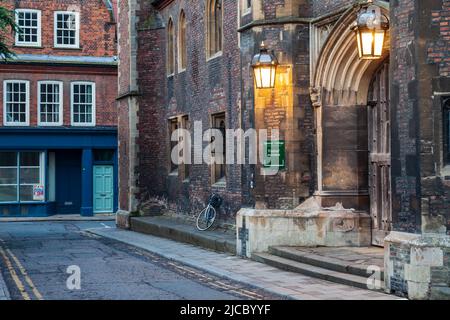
236, 198, 371, 258
116, 210, 131, 230
384, 231, 450, 300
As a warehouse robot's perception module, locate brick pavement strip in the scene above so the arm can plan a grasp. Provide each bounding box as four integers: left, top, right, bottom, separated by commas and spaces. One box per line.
87, 227, 404, 300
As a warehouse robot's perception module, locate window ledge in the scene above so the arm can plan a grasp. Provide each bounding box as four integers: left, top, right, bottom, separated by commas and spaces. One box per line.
212, 179, 226, 188
169, 169, 179, 177
207, 51, 223, 62
14, 44, 42, 49
53, 46, 81, 50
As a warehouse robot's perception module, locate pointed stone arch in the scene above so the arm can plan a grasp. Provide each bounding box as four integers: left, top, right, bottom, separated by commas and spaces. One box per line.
311, 1, 390, 210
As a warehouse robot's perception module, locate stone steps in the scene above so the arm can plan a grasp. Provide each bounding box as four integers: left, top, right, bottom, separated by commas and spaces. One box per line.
268, 246, 385, 279
130, 216, 236, 254
252, 250, 385, 292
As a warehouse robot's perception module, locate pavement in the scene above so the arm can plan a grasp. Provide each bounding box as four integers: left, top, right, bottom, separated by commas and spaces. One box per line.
88, 227, 403, 300
0, 214, 115, 223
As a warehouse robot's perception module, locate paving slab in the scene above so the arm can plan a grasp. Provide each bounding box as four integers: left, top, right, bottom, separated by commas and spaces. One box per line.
87, 227, 403, 300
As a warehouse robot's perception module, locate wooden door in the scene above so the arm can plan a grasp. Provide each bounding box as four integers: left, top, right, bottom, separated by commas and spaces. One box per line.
368, 60, 392, 247
93, 165, 114, 213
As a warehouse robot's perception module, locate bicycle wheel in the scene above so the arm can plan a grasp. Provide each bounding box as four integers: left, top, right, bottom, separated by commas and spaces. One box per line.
196, 205, 216, 231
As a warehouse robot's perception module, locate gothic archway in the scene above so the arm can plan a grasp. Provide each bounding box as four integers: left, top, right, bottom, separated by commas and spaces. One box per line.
311, 2, 390, 213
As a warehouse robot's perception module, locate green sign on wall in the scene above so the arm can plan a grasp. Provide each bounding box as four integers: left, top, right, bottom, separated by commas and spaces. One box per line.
263, 140, 285, 169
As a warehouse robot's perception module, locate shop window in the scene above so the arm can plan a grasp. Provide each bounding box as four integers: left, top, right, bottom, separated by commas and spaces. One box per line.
0, 152, 44, 203
444, 97, 450, 165
178, 10, 187, 71
207, 0, 223, 57
169, 118, 179, 173
167, 18, 175, 75
15, 9, 41, 47
3, 80, 29, 126
71, 82, 96, 126
211, 113, 226, 184
94, 150, 115, 162
54, 11, 80, 48
38, 81, 63, 126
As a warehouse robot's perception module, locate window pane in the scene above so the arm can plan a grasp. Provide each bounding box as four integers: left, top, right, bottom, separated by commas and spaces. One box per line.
0, 186, 17, 202
20, 152, 40, 166
0, 168, 17, 184
19, 185, 34, 202
20, 168, 40, 184
0, 152, 17, 166
94, 150, 114, 162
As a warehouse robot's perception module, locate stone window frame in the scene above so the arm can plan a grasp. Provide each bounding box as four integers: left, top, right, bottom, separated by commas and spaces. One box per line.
37, 81, 64, 126
14, 9, 42, 47
168, 117, 179, 175
167, 17, 175, 76
443, 96, 450, 166
241, 0, 252, 16
54, 11, 80, 49
178, 10, 187, 73
181, 115, 191, 181
210, 112, 227, 186
3, 80, 30, 126
206, 0, 223, 60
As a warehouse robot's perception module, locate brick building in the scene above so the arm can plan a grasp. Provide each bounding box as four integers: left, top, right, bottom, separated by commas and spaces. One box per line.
0, 0, 118, 216
118, 0, 450, 299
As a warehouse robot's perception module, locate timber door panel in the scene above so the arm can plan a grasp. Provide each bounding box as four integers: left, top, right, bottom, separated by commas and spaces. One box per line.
368, 60, 392, 247
93, 165, 114, 213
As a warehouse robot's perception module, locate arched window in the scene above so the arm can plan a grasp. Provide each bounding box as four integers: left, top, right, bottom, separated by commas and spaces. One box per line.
178, 10, 187, 70
167, 18, 175, 75
207, 0, 222, 57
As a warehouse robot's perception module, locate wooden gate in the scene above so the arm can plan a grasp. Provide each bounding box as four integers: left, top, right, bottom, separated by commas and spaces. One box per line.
368, 60, 392, 247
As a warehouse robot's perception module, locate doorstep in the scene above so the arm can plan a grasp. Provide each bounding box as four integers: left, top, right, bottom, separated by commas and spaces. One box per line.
252, 246, 385, 292
130, 216, 237, 255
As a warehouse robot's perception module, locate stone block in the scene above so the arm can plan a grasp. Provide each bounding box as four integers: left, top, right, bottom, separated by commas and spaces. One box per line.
404, 264, 431, 283
236, 199, 371, 258
116, 210, 131, 230
410, 247, 444, 267
407, 281, 430, 300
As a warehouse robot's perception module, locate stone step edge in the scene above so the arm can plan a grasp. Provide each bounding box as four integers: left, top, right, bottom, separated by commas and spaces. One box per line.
252, 252, 385, 293
269, 246, 385, 279
130, 217, 237, 255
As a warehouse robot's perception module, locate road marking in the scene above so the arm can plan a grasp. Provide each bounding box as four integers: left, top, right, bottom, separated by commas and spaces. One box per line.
6, 248, 43, 300
0, 246, 30, 300
100, 223, 111, 229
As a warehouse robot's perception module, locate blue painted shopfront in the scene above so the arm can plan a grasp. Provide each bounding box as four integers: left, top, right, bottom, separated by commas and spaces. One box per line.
0, 127, 118, 217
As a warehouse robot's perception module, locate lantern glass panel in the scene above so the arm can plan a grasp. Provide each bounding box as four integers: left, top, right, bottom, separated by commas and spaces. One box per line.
374, 30, 385, 57
361, 30, 374, 56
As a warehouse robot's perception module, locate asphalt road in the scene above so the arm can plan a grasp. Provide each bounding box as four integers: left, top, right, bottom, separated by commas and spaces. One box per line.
0, 221, 277, 300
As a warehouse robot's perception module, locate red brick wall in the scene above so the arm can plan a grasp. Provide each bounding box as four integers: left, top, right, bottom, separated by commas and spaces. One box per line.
0, 64, 117, 127
429, 0, 450, 76
3, 0, 116, 57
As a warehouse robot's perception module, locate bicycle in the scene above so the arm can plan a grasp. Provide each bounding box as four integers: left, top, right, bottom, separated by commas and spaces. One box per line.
196, 193, 222, 231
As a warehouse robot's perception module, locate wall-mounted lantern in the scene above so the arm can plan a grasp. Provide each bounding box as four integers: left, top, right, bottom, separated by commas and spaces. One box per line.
251, 42, 278, 89
352, 2, 389, 60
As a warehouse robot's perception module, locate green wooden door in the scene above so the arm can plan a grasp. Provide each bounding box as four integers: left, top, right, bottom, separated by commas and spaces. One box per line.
93, 165, 114, 213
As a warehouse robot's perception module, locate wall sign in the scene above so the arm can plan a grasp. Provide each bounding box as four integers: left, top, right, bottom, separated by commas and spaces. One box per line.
263, 140, 285, 169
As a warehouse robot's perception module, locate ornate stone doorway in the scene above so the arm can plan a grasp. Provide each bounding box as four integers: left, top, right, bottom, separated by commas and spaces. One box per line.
368, 59, 392, 246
